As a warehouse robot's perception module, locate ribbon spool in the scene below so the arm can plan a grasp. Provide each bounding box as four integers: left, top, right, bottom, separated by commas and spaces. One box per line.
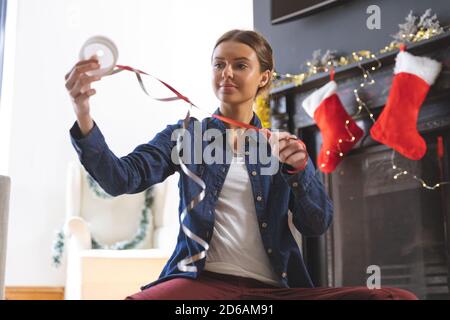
79, 35, 118, 77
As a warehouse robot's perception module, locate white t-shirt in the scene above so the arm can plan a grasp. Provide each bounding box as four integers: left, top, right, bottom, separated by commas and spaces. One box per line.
204, 153, 282, 287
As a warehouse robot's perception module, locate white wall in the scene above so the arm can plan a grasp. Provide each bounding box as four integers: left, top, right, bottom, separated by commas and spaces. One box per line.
2, 0, 253, 286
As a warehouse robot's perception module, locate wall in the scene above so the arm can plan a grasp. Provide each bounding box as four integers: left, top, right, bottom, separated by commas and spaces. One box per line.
1, 0, 253, 287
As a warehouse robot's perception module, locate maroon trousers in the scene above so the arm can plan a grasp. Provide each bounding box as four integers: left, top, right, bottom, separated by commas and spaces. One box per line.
126, 271, 418, 300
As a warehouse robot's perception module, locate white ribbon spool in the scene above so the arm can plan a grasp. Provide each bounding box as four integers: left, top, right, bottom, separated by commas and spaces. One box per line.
79, 35, 118, 77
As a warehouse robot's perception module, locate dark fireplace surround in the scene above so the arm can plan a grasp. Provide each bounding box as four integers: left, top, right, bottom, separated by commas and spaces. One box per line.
269, 32, 450, 299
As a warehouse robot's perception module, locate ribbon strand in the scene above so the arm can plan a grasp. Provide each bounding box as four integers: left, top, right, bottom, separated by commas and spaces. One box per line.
106, 64, 308, 270
175, 110, 209, 272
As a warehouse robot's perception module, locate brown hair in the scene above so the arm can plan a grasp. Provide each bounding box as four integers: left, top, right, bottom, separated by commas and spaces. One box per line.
212, 29, 274, 98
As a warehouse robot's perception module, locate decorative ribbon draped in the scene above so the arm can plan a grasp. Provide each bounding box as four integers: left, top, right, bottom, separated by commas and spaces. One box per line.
108, 64, 308, 272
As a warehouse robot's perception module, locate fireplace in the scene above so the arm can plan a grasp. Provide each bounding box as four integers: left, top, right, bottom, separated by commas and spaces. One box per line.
269, 32, 450, 299
330, 134, 449, 299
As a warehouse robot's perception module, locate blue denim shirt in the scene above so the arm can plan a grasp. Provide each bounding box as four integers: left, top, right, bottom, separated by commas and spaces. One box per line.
69, 108, 333, 290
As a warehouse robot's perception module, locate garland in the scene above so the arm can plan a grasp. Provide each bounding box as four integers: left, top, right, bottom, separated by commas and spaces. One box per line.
86, 174, 113, 199
52, 174, 154, 267
254, 92, 271, 129
271, 9, 447, 89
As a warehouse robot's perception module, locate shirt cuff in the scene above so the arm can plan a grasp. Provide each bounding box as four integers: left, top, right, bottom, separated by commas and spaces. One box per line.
69, 121, 107, 160
281, 161, 314, 194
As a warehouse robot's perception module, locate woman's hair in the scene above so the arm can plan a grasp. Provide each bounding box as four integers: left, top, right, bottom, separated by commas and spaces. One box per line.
212, 29, 274, 97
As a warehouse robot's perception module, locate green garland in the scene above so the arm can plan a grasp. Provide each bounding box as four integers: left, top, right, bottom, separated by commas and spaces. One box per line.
52, 229, 65, 267
52, 174, 154, 267
86, 174, 114, 199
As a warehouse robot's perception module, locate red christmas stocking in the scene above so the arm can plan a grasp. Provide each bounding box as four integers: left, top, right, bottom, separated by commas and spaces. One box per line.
302, 80, 364, 173
370, 48, 442, 160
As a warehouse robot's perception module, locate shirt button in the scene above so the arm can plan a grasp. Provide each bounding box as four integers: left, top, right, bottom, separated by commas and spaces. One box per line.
222, 167, 226, 172
281, 272, 287, 278
252, 171, 257, 176
245, 151, 250, 156
261, 222, 268, 228
256, 196, 262, 201
213, 190, 218, 196
292, 182, 299, 188
267, 248, 272, 254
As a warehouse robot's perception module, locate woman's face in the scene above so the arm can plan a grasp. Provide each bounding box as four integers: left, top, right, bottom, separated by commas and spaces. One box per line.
211, 40, 269, 105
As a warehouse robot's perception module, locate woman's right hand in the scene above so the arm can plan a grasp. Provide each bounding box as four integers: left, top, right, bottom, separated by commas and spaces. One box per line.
65, 57, 102, 116
65, 58, 102, 135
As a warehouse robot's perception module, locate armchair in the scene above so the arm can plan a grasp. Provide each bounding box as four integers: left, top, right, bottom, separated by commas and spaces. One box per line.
0, 175, 11, 300
63, 161, 179, 300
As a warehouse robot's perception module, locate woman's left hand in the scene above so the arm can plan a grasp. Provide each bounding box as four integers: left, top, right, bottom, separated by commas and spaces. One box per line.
263, 129, 307, 170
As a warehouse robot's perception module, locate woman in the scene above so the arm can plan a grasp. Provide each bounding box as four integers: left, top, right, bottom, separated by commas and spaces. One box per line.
64, 29, 417, 300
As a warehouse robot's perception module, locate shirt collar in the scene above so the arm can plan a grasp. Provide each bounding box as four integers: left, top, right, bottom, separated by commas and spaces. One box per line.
208, 107, 263, 133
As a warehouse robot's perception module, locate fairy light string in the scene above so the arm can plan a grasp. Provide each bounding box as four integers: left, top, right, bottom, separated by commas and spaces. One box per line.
271, 16, 450, 90
270, 17, 450, 188
320, 54, 449, 189
390, 140, 450, 190
352, 52, 381, 123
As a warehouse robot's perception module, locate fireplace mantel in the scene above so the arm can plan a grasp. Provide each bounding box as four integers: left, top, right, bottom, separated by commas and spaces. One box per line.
269, 31, 450, 136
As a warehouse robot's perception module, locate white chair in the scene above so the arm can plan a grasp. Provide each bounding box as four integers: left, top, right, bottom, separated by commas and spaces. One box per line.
63, 161, 179, 300
0, 175, 11, 300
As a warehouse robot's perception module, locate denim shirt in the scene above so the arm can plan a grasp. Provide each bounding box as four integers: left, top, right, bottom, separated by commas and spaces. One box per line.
69, 108, 333, 290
